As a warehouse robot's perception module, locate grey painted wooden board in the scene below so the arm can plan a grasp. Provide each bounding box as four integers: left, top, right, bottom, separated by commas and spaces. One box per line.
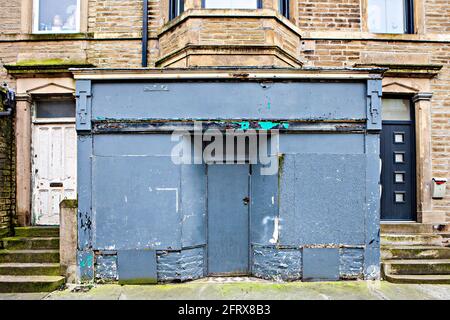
91, 81, 367, 120
250, 164, 279, 245
279, 153, 366, 245
92, 156, 182, 250
207, 164, 250, 275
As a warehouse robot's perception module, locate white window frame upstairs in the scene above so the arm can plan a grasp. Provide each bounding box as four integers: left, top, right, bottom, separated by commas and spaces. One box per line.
32, 0, 81, 34
202, 0, 262, 9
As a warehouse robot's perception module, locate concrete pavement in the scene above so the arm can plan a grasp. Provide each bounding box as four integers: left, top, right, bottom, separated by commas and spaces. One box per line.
1, 278, 450, 300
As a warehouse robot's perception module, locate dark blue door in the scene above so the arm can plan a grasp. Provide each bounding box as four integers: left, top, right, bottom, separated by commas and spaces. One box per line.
207, 164, 249, 275
380, 98, 416, 221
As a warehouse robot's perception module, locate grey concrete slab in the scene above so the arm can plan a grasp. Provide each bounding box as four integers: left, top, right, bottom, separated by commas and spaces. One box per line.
35, 280, 450, 300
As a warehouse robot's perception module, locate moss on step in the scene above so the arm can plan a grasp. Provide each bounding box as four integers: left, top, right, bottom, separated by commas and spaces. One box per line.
0, 275, 65, 293
1, 237, 59, 250
0, 263, 60, 276
383, 273, 450, 284
384, 260, 450, 276
381, 246, 450, 260
0, 250, 60, 264
60, 199, 78, 209
14, 227, 59, 238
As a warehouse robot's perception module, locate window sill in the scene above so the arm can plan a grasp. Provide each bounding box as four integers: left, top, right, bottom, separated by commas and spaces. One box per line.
27, 32, 93, 40
301, 31, 450, 42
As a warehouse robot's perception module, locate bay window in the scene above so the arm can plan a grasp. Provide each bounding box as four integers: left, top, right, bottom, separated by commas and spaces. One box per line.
202, 0, 262, 9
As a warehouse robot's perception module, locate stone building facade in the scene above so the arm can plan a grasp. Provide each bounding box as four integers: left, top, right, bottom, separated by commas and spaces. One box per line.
0, 0, 448, 284
0, 87, 15, 238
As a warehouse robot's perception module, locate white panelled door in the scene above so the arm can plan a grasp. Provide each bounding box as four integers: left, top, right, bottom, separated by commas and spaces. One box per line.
32, 123, 77, 225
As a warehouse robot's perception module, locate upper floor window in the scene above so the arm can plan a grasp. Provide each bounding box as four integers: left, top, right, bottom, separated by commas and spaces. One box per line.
279, 0, 290, 19
368, 0, 414, 34
203, 0, 262, 9
169, 0, 185, 20
33, 0, 80, 33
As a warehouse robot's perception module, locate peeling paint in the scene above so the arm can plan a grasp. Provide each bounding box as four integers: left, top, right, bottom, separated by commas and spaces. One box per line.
269, 217, 279, 244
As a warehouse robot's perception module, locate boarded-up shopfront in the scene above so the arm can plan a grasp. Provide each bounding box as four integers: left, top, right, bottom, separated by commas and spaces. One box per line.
73, 68, 383, 283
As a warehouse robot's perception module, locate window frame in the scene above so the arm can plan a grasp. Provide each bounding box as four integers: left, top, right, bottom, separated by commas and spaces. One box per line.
169, 0, 185, 21
279, 0, 290, 19
32, 0, 81, 34
201, 0, 263, 9
404, 0, 414, 34
32, 97, 77, 124
367, 0, 415, 34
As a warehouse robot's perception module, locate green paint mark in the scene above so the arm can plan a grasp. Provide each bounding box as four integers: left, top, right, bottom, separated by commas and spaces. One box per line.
80, 254, 93, 268
267, 102, 271, 110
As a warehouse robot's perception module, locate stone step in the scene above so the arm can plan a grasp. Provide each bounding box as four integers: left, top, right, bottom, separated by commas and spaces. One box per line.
0, 250, 59, 264
381, 246, 450, 260
382, 273, 450, 284
1, 237, 59, 250
0, 263, 60, 276
0, 275, 65, 293
383, 259, 450, 275
14, 227, 59, 238
381, 233, 445, 246
381, 223, 450, 235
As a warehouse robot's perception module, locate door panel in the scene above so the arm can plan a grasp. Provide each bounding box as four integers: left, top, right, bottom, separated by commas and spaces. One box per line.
207, 164, 249, 275
32, 124, 77, 225
381, 123, 415, 220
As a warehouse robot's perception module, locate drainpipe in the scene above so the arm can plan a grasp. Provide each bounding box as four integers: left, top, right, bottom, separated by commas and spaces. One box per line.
0, 85, 15, 117
142, 0, 149, 67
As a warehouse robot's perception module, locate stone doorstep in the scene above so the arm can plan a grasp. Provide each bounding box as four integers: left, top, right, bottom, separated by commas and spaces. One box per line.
382, 273, 450, 284
381, 223, 450, 235
1, 237, 60, 250
0, 275, 65, 293
381, 233, 448, 246
0, 263, 60, 276
13, 227, 60, 238
381, 246, 450, 260
383, 259, 450, 275
0, 250, 60, 264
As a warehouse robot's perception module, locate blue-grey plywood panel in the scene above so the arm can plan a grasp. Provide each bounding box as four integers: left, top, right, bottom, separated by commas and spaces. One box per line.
250, 164, 279, 245
92, 155, 182, 250
181, 164, 207, 247
364, 133, 381, 279
279, 134, 365, 154
91, 82, 366, 120
303, 248, 340, 281
93, 134, 178, 156
207, 165, 250, 275
77, 134, 92, 250
279, 154, 366, 245
118, 250, 157, 284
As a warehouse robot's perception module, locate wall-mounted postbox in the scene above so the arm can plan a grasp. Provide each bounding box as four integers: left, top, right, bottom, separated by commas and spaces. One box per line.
432, 178, 447, 199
